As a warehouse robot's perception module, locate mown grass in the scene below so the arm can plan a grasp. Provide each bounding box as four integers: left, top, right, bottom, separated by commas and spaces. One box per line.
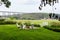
0, 25, 60, 40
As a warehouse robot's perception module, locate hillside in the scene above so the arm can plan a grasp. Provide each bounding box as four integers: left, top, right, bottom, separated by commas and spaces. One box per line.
11, 13, 49, 20
1, 13, 50, 20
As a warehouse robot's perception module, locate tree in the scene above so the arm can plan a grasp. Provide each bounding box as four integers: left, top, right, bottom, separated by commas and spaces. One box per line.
49, 13, 52, 18
55, 15, 58, 19
0, 0, 11, 8
53, 13, 55, 17
39, 0, 59, 10
49, 13, 55, 18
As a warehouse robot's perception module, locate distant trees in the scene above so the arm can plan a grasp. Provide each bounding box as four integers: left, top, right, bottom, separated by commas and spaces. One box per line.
49, 13, 52, 18
9, 16, 16, 20
55, 15, 58, 19
53, 13, 55, 17
49, 13, 59, 19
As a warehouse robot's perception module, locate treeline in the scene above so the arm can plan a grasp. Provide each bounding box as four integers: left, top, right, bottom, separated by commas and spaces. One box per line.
49, 13, 60, 20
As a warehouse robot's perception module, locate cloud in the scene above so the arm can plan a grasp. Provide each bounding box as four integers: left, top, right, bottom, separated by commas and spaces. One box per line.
9, 0, 28, 4
0, 0, 60, 14
24, 0, 40, 5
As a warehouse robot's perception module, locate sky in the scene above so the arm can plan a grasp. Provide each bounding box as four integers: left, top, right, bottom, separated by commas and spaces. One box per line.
0, 0, 60, 14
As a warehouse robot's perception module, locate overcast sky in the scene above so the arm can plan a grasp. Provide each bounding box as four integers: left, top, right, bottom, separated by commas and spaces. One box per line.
0, 0, 60, 14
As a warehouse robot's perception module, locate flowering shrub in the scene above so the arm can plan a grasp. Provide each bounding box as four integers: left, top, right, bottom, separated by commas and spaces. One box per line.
24, 22, 31, 26
33, 24, 40, 27
41, 22, 49, 27
43, 21, 60, 32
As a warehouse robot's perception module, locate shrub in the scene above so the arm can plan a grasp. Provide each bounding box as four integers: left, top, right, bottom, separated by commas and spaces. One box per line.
24, 22, 31, 26
0, 20, 16, 25
23, 21, 41, 27
43, 21, 60, 32
34, 24, 40, 27
44, 26, 60, 32
0, 19, 5, 21
4, 20, 16, 24
0, 19, 5, 24
50, 22, 60, 28
0, 21, 5, 24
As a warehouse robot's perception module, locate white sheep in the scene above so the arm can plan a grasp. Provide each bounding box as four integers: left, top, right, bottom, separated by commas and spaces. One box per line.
22, 24, 26, 29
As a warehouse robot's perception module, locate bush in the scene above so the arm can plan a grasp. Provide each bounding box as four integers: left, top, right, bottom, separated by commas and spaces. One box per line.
50, 22, 60, 28
24, 22, 31, 26
44, 26, 60, 32
0, 21, 5, 24
0, 20, 16, 25
34, 24, 40, 27
43, 21, 60, 32
23, 21, 41, 27
0, 19, 5, 24
0, 19, 5, 21
4, 20, 16, 24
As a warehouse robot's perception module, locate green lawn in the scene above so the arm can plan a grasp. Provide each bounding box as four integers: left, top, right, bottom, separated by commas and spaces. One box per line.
0, 25, 60, 40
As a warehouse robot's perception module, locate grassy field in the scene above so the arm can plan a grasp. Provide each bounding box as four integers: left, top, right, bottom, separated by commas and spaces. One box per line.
0, 24, 60, 40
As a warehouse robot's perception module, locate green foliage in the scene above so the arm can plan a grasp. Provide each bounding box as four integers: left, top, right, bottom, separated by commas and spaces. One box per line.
9, 16, 16, 20
4, 20, 16, 24
34, 24, 40, 27
24, 21, 31, 26
0, 19, 5, 21
0, 19, 5, 24
19, 13, 49, 20
43, 21, 60, 32
50, 22, 60, 28
39, 0, 59, 10
5, 1, 11, 8
0, 19, 60, 32
0, 20, 16, 24
1, 0, 8, 2
1, 0, 11, 8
